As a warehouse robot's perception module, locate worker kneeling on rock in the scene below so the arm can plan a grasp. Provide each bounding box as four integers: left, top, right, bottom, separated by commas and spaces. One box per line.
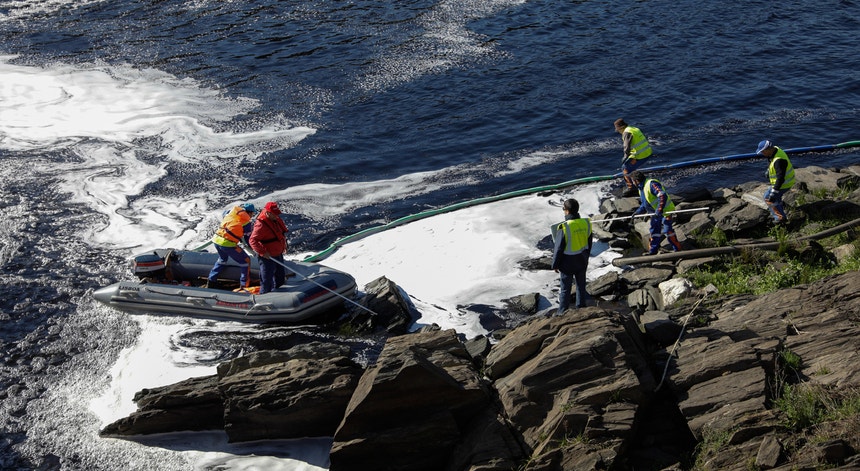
630, 171, 682, 255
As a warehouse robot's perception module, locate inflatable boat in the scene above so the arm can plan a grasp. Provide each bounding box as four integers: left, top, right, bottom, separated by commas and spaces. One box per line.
93, 248, 357, 323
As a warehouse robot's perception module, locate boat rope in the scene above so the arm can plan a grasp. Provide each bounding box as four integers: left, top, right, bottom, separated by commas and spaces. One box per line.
268, 256, 379, 317
655, 290, 711, 392
190, 240, 212, 251
238, 245, 380, 317
301, 140, 860, 262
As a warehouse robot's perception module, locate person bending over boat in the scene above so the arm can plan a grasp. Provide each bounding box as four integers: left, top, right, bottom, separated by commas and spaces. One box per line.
551, 198, 593, 314
630, 171, 682, 255
206, 203, 256, 289
614, 118, 654, 197
249, 201, 289, 294
756, 139, 795, 225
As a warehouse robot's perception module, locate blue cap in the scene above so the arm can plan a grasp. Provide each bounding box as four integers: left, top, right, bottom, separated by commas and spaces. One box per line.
756, 140, 772, 155
241, 203, 256, 214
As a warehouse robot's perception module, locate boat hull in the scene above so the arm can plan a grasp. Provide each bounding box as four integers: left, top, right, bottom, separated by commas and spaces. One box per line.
93, 249, 357, 323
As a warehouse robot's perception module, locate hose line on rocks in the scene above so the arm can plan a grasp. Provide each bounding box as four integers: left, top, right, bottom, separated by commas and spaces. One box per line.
614, 216, 860, 266
655, 290, 712, 392
302, 140, 860, 263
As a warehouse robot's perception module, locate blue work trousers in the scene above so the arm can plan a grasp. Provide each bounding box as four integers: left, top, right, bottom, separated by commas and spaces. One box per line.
648, 215, 682, 254
259, 254, 286, 294
209, 244, 250, 287
558, 265, 588, 315
764, 187, 788, 223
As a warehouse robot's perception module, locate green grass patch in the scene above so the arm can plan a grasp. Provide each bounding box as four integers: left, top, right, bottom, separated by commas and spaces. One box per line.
687, 239, 860, 296
772, 384, 860, 430
690, 426, 735, 470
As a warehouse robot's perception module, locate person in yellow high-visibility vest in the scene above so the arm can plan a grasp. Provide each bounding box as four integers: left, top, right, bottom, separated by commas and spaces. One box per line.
756, 140, 795, 225
630, 171, 683, 255
615, 118, 654, 197
206, 203, 256, 289
551, 198, 593, 314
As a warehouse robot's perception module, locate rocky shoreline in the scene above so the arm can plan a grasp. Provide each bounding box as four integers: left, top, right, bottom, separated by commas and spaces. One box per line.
100, 165, 860, 471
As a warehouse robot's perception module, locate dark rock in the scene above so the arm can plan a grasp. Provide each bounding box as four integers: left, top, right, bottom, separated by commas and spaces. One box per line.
587, 271, 619, 297
343, 276, 415, 335
627, 286, 662, 312
220, 354, 363, 442
817, 439, 852, 464
463, 335, 491, 362
711, 197, 770, 233
502, 292, 539, 315
446, 408, 527, 471
620, 266, 675, 291
756, 434, 782, 469
330, 329, 491, 471
674, 187, 713, 203
100, 375, 223, 436
640, 310, 682, 346
518, 255, 553, 271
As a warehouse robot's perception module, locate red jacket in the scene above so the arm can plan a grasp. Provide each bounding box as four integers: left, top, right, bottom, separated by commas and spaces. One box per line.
249, 213, 289, 256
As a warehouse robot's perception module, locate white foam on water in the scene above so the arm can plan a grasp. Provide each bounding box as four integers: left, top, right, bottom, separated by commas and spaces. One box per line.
89, 317, 221, 426
319, 181, 621, 339
358, 0, 525, 91
0, 0, 106, 20
250, 141, 613, 228
0, 56, 316, 250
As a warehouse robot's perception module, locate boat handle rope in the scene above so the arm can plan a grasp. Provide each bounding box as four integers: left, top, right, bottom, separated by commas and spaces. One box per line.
239, 245, 380, 317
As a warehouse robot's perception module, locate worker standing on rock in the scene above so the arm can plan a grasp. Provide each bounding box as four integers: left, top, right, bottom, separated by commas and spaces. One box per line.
756, 139, 795, 225
630, 171, 683, 255
614, 118, 654, 197
551, 198, 593, 314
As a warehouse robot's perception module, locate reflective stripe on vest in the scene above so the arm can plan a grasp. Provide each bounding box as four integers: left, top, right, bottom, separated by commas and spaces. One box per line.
643, 179, 676, 213
559, 219, 591, 255
768, 148, 795, 189
625, 126, 653, 160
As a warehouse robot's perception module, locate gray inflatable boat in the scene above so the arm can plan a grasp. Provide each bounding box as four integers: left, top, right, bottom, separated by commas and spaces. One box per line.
93, 248, 357, 323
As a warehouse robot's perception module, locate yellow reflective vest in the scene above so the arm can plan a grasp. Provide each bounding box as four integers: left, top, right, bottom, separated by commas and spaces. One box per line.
643, 179, 676, 213
768, 148, 795, 190
624, 126, 653, 161
212, 206, 253, 247
558, 219, 592, 255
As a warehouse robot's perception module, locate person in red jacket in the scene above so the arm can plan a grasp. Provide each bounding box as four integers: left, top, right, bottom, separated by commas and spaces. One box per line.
249, 201, 289, 294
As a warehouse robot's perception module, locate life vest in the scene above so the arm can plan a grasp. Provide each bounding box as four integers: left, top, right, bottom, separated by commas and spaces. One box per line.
624, 126, 653, 160
557, 219, 591, 255
643, 179, 676, 213
212, 206, 253, 247
768, 148, 795, 189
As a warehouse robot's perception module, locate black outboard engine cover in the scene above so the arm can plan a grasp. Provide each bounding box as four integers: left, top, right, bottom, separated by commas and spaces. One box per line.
132, 252, 166, 279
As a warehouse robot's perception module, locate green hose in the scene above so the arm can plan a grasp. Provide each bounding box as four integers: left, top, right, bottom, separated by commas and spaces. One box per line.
297, 139, 860, 262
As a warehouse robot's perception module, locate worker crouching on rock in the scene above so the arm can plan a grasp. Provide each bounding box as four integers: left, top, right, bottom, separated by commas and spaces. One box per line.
630, 171, 682, 255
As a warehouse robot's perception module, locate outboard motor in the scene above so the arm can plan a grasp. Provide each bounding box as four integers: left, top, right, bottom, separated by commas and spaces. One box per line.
131, 251, 167, 279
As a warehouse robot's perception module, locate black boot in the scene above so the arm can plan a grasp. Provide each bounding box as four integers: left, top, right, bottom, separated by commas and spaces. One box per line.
204, 279, 220, 290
